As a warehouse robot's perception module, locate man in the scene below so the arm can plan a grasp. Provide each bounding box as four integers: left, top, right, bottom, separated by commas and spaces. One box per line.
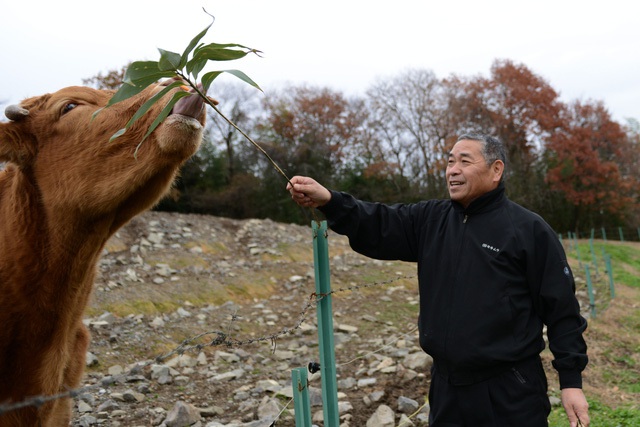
287, 133, 589, 426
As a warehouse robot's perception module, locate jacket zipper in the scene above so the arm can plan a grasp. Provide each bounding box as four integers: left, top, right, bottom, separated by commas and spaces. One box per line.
512, 368, 527, 384
442, 211, 469, 365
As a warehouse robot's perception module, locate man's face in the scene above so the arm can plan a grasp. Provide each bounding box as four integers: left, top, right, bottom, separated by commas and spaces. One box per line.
446, 139, 504, 208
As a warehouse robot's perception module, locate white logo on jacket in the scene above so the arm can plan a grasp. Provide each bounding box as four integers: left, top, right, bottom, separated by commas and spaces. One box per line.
482, 243, 500, 253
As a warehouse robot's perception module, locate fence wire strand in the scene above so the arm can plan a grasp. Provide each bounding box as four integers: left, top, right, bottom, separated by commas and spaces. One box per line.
0, 273, 417, 417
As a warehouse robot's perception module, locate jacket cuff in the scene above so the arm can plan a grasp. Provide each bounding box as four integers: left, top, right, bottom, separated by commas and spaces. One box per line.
558, 371, 583, 389
318, 190, 344, 216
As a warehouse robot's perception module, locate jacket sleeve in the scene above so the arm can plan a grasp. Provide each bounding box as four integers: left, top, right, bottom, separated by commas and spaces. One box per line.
527, 219, 588, 389
319, 190, 422, 262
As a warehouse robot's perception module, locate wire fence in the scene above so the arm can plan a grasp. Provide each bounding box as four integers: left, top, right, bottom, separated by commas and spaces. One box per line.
560, 233, 621, 318
0, 272, 418, 422
1, 226, 627, 423
566, 226, 640, 243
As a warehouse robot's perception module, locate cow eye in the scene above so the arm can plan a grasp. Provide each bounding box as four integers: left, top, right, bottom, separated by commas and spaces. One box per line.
61, 102, 78, 115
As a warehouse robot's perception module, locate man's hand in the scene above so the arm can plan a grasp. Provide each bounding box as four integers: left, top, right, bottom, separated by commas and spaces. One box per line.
286, 176, 332, 208
561, 388, 589, 427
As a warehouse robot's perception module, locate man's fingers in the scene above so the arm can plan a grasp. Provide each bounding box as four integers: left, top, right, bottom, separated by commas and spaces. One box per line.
576, 412, 589, 427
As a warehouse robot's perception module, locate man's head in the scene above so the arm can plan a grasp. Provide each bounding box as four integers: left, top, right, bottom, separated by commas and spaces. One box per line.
446, 133, 506, 207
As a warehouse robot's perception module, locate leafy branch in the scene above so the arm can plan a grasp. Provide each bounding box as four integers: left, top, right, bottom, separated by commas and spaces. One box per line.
97, 9, 292, 184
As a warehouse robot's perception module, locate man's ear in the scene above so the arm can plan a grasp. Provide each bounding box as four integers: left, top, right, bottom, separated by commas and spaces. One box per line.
492, 160, 505, 183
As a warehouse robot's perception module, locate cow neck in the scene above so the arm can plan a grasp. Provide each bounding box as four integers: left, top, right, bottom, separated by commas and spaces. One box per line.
1, 168, 48, 269
19, 170, 113, 309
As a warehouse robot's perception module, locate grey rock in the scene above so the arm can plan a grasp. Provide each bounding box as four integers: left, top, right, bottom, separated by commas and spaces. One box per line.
164, 401, 201, 427
366, 404, 395, 427
397, 395, 419, 414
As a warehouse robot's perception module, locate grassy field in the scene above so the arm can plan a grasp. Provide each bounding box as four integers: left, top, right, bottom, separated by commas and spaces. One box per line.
548, 240, 640, 426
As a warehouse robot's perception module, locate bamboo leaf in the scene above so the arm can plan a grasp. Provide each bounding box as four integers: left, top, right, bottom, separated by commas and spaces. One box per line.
221, 69, 262, 92
186, 57, 208, 80
108, 128, 127, 143
180, 12, 215, 68
124, 61, 174, 86
191, 43, 252, 62
105, 82, 146, 109
201, 71, 223, 93
202, 69, 262, 93
158, 49, 182, 71
105, 61, 175, 109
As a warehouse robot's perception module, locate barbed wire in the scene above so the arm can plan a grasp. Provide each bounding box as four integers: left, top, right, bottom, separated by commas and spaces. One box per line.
0, 273, 417, 417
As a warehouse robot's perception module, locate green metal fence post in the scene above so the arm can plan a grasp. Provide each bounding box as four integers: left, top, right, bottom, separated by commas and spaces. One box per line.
585, 265, 596, 319
312, 221, 340, 427
601, 227, 607, 241
618, 227, 624, 242
575, 238, 583, 268
605, 254, 615, 299
589, 238, 599, 275
291, 367, 312, 426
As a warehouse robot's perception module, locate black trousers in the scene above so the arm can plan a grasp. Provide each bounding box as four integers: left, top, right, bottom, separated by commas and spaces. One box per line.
428, 356, 551, 427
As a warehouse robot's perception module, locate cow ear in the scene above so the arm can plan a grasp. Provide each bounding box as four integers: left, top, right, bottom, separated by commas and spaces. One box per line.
0, 121, 36, 167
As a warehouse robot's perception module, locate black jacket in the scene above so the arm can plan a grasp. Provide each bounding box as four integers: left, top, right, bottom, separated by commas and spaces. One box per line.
320, 184, 588, 388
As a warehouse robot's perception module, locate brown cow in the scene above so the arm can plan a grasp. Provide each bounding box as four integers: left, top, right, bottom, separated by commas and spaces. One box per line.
0, 81, 206, 426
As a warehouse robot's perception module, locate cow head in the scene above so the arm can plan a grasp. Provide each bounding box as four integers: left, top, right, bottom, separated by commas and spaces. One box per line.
0, 82, 206, 228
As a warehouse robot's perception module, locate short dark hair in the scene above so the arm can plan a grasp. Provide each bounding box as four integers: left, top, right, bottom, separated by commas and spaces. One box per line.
457, 133, 507, 169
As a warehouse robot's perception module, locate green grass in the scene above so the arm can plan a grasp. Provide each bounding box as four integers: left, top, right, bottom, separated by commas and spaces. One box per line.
571, 242, 640, 289
602, 244, 640, 289
548, 399, 640, 426
552, 240, 640, 425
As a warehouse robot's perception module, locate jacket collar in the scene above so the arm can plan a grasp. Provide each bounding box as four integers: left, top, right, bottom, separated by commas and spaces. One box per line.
451, 182, 506, 215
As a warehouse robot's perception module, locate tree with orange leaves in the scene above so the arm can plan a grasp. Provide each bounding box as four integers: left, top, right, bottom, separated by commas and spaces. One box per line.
545, 100, 634, 230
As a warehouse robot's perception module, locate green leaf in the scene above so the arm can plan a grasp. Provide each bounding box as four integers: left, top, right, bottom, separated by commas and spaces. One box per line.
201, 71, 223, 93
186, 44, 257, 78
108, 81, 185, 141
105, 82, 146, 108
201, 69, 262, 93
103, 61, 176, 110
179, 12, 215, 68
123, 61, 174, 87
109, 128, 127, 143
158, 49, 182, 72
192, 43, 252, 62
222, 69, 262, 92
186, 57, 208, 80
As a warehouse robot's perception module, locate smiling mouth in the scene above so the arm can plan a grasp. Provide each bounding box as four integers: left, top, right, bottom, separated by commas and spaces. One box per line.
449, 181, 465, 187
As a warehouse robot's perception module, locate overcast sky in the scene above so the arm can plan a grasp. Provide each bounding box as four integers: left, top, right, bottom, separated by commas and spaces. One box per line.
1, 0, 638, 123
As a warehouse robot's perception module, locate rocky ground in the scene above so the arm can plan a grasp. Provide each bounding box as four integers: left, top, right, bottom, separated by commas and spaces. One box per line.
54, 211, 593, 426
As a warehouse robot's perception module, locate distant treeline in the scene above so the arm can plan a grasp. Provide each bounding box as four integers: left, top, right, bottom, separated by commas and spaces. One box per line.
84, 59, 640, 233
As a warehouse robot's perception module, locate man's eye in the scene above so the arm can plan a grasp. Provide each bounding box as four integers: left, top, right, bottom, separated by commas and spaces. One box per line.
62, 103, 78, 115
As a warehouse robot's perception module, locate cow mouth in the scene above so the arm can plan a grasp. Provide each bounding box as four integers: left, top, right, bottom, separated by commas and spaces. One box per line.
170, 90, 205, 120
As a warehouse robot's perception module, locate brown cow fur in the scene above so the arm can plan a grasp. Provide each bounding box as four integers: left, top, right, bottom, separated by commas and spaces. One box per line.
0, 83, 206, 426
